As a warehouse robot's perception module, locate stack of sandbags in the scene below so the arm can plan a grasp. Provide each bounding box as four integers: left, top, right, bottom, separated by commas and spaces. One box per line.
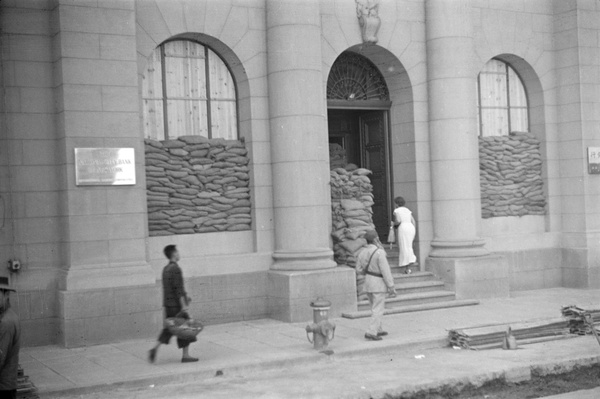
479, 132, 546, 219
329, 143, 347, 169
330, 164, 374, 201
145, 136, 251, 236
330, 165, 376, 300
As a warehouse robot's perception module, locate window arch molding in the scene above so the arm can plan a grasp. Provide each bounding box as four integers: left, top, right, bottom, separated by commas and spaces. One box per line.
476, 57, 530, 137
139, 33, 250, 141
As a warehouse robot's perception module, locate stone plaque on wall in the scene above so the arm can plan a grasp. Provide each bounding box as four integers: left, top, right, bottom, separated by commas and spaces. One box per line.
75, 148, 136, 186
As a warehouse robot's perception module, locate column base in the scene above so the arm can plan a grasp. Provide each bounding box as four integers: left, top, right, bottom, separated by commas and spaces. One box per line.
267, 267, 357, 322
429, 238, 490, 258
271, 248, 337, 271
562, 248, 600, 289
426, 254, 509, 299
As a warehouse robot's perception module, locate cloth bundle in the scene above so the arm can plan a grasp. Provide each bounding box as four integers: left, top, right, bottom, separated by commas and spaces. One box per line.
479, 132, 546, 219
145, 136, 251, 236
330, 165, 376, 301
329, 143, 347, 169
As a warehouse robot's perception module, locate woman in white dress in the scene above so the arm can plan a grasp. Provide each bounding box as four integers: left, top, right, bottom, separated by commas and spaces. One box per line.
393, 196, 417, 273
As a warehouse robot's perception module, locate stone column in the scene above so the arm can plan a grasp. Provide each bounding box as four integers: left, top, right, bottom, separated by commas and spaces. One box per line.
265, 0, 355, 321
266, 0, 336, 271
425, 0, 486, 258
554, 0, 600, 288
425, 0, 508, 298
54, 0, 160, 346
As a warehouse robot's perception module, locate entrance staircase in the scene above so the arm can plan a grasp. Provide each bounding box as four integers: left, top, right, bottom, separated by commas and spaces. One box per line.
341, 246, 479, 319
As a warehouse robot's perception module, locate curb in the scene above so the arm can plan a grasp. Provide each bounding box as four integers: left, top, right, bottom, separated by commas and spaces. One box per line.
40, 336, 600, 398
41, 335, 448, 397
364, 352, 600, 399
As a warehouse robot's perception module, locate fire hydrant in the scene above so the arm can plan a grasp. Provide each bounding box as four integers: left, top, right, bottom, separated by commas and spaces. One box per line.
305, 297, 335, 351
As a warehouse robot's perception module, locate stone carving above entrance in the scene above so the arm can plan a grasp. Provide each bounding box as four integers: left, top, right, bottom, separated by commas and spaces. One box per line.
356, 0, 381, 44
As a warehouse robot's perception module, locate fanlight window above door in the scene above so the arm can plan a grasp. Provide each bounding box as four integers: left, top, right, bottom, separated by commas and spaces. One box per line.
327, 52, 389, 101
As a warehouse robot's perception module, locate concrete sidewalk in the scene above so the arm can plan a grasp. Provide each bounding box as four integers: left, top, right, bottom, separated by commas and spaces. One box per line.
22, 288, 600, 396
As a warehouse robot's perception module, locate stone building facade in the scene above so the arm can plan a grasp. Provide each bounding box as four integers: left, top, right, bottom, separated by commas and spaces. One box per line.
0, 0, 598, 347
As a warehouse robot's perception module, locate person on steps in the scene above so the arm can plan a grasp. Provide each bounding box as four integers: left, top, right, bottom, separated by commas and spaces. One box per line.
356, 230, 397, 341
393, 196, 417, 274
149, 245, 198, 363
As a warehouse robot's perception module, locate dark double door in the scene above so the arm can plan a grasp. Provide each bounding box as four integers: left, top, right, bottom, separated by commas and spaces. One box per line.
328, 109, 391, 239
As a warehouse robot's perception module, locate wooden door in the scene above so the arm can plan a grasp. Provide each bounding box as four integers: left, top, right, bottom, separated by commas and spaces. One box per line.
360, 111, 390, 239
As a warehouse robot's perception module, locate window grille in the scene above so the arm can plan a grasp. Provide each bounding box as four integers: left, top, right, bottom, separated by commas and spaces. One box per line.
327, 52, 389, 101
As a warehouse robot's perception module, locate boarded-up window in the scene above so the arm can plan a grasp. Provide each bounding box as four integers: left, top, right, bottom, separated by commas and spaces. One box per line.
142, 40, 238, 140
477, 59, 528, 137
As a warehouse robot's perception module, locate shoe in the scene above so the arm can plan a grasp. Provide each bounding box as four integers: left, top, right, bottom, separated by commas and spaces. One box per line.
148, 348, 157, 364
365, 333, 382, 341
377, 331, 388, 337
182, 357, 199, 363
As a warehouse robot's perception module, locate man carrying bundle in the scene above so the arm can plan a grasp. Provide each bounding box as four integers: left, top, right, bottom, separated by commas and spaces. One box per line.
149, 245, 198, 363
356, 230, 397, 341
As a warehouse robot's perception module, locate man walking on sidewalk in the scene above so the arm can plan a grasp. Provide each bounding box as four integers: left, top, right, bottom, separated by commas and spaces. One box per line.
149, 245, 198, 363
0, 277, 20, 399
356, 230, 397, 341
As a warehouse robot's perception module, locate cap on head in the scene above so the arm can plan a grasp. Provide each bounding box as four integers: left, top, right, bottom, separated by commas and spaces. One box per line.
364, 229, 378, 244
0, 276, 15, 292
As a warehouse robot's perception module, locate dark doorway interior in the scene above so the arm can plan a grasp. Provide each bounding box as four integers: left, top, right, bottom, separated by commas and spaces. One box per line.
328, 109, 391, 239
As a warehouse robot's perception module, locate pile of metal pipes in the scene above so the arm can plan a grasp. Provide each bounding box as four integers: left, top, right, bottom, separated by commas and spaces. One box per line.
448, 318, 570, 350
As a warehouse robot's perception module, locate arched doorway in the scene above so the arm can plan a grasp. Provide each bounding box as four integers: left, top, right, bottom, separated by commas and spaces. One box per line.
327, 51, 392, 238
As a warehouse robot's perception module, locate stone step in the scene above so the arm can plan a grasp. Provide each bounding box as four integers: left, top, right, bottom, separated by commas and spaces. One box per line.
356, 290, 457, 312
391, 271, 436, 283
393, 280, 445, 294
342, 299, 480, 319
390, 263, 421, 275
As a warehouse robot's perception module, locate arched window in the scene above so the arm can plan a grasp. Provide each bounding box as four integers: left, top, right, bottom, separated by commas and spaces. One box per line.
142, 40, 238, 141
477, 59, 528, 136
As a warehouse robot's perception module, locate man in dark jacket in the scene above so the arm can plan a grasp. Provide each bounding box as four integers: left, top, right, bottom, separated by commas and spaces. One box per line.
0, 276, 20, 399
148, 245, 198, 363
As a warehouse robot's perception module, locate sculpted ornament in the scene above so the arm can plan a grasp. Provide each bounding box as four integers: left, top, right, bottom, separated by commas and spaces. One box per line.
356, 0, 380, 44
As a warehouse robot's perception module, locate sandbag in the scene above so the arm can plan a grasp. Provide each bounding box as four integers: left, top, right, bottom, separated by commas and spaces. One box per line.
340, 199, 365, 211
338, 238, 367, 254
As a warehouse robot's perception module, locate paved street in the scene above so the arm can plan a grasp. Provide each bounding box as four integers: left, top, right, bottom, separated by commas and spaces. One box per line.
22, 288, 600, 398
51, 336, 600, 399
542, 388, 600, 399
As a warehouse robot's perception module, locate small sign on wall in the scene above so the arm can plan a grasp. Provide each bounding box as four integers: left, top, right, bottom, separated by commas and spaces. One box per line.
589, 147, 600, 175
75, 148, 136, 186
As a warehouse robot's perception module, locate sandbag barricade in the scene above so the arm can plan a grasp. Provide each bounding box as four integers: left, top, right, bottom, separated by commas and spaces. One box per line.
330, 165, 376, 301
479, 132, 546, 219
145, 136, 251, 236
